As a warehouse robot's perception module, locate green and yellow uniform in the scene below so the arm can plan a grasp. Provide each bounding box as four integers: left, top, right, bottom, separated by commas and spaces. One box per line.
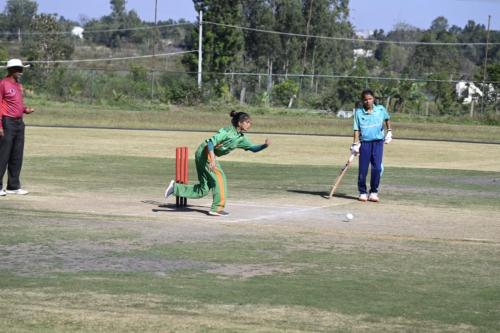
174, 126, 265, 213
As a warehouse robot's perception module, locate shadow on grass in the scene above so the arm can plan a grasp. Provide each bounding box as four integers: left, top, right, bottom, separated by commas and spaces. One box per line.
287, 189, 358, 201
142, 200, 209, 215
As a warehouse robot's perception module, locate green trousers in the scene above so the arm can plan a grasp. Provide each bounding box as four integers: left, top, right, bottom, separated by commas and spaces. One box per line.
174, 143, 228, 213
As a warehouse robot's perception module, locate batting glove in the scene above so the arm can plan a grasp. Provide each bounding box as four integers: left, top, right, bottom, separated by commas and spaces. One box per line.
384, 130, 393, 144
350, 142, 361, 155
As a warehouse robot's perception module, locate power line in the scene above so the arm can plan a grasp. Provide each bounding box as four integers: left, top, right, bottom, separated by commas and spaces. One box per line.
25, 50, 196, 64
0, 22, 194, 36
204, 20, 500, 46
213, 71, 499, 84
56, 65, 498, 84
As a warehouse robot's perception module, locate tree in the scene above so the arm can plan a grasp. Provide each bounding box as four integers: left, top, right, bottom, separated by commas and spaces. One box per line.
110, 0, 126, 19
184, 0, 245, 96
22, 13, 74, 61
84, 0, 146, 48
241, 0, 279, 70
406, 28, 460, 79
21, 13, 74, 88
486, 63, 500, 89
426, 71, 458, 114
3, 0, 38, 41
430, 16, 449, 32
273, 0, 304, 76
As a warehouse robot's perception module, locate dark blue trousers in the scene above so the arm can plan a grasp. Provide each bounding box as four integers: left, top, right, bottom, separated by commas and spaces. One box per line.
0, 117, 25, 190
358, 140, 384, 194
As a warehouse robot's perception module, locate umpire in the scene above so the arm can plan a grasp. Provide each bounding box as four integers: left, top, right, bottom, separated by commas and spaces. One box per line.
0, 59, 34, 196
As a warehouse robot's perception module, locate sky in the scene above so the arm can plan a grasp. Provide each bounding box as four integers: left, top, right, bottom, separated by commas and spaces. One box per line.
0, 0, 498, 32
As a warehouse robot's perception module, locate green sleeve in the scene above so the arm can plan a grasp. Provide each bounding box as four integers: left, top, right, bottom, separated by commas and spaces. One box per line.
238, 135, 254, 150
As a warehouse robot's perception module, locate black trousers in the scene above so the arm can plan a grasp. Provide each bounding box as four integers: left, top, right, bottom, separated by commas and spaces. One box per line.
0, 117, 25, 190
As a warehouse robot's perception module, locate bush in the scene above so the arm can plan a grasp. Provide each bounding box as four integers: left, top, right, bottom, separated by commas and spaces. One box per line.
160, 73, 200, 105
272, 79, 299, 107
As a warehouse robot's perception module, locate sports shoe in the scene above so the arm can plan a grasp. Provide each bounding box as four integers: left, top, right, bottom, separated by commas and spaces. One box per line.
208, 210, 230, 216
164, 180, 175, 199
358, 193, 368, 202
6, 189, 29, 195
368, 192, 379, 202
0, 189, 6, 196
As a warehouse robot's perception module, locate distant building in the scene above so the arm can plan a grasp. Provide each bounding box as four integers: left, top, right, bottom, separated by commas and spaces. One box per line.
355, 30, 374, 39
353, 48, 373, 61
455, 81, 483, 104
337, 110, 353, 118
72, 26, 84, 39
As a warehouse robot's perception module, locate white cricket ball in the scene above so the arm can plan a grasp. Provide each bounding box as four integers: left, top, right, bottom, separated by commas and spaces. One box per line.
346, 213, 354, 221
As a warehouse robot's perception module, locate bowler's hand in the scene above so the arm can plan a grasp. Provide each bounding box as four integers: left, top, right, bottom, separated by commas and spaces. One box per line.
209, 159, 217, 172
0, 128, 3, 138
25, 107, 35, 114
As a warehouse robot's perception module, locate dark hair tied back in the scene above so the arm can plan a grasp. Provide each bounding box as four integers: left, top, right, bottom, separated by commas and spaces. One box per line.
230, 110, 251, 127
361, 89, 375, 99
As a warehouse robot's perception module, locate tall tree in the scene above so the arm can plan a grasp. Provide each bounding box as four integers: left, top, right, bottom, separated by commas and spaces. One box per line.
272, 0, 304, 76
21, 13, 74, 62
406, 17, 460, 79
21, 13, 74, 90
110, 0, 126, 19
301, 0, 353, 88
184, 0, 245, 95
84, 0, 145, 48
241, 0, 279, 70
4, 0, 38, 41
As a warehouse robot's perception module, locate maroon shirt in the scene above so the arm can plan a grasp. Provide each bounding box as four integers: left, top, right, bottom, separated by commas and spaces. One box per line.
0, 76, 28, 129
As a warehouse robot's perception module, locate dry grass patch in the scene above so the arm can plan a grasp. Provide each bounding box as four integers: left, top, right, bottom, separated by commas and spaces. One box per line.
26, 127, 500, 171
0, 290, 477, 333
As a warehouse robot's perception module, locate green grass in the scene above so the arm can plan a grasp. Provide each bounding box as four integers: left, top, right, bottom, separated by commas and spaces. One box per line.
21, 155, 500, 208
1, 238, 499, 331
0, 210, 138, 245
1, 128, 499, 332
25, 97, 500, 143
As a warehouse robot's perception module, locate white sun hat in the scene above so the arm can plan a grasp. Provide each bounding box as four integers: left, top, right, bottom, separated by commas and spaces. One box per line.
6, 59, 30, 68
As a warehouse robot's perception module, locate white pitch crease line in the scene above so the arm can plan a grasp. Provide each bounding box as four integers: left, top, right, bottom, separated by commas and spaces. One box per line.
228, 204, 334, 223
229, 201, 353, 210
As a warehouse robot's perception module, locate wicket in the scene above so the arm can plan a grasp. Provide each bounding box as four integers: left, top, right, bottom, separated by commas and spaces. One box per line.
175, 147, 189, 207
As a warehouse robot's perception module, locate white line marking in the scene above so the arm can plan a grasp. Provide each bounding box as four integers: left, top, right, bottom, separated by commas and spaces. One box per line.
229, 204, 334, 223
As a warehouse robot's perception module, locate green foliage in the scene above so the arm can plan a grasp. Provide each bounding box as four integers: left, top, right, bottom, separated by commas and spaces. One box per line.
21, 13, 74, 61
19, 13, 74, 88
84, 0, 148, 47
0, 0, 497, 119
128, 64, 148, 82
426, 72, 460, 115
3, 0, 37, 41
273, 79, 299, 107
0, 45, 8, 61
184, 0, 244, 96
160, 72, 201, 105
486, 63, 500, 89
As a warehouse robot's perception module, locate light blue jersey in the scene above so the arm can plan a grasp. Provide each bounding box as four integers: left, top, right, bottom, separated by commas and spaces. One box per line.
353, 104, 390, 142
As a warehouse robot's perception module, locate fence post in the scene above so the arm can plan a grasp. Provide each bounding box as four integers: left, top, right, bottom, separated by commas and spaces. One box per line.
198, 10, 203, 90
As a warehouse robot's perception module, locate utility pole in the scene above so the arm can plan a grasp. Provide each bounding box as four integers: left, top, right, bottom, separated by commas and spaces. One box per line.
480, 15, 491, 114
197, 10, 203, 90
151, 0, 158, 100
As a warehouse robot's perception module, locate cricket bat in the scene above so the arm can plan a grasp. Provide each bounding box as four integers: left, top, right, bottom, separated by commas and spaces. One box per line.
328, 153, 356, 199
